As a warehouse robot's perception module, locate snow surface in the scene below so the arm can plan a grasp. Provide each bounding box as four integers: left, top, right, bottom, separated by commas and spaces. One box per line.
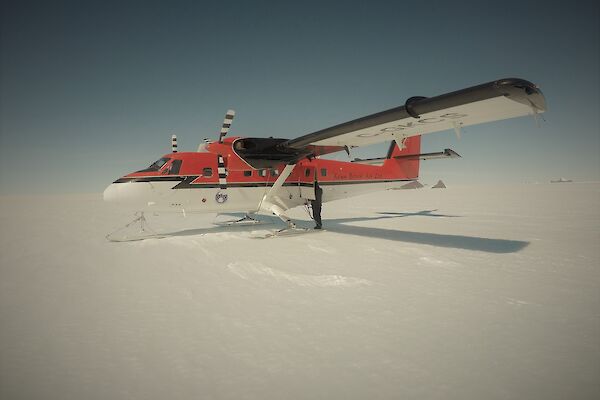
1, 183, 599, 400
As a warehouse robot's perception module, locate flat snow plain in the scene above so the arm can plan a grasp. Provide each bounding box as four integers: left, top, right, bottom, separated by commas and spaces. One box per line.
1, 183, 599, 400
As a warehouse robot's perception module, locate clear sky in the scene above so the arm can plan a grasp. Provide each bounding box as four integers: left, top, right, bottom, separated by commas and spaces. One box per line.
1, 0, 598, 194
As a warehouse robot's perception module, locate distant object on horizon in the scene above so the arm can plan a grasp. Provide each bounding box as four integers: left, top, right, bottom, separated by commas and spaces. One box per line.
432, 180, 447, 189
550, 178, 573, 183
396, 181, 424, 190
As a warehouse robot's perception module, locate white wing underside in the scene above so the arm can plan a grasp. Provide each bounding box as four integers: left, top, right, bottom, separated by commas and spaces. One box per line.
311, 96, 536, 148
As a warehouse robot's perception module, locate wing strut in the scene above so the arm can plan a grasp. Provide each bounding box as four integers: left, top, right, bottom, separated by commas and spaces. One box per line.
259, 164, 297, 227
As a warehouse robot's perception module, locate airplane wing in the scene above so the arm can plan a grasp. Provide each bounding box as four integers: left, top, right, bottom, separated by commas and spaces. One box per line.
280, 78, 545, 150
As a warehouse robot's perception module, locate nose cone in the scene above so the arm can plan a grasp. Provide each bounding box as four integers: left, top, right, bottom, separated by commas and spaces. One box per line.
103, 183, 121, 203
103, 182, 155, 209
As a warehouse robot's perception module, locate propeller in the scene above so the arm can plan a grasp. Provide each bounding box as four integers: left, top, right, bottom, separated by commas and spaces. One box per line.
218, 109, 236, 143
171, 134, 178, 153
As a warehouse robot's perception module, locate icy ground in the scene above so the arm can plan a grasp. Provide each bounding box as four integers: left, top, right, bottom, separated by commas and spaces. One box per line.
1, 183, 599, 400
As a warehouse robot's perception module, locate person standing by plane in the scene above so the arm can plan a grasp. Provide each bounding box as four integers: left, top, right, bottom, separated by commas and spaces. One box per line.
312, 181, 323, 229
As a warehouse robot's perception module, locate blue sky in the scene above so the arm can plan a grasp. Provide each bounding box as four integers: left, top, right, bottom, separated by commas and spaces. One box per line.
1, 0, 598, 194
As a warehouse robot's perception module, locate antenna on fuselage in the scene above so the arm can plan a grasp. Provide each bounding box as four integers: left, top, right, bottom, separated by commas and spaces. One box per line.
218, 109, 235, 143
171, 134, 178, 153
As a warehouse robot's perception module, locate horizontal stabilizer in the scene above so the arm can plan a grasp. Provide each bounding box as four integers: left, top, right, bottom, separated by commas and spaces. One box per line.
351, 148, 460, 165
350, 157, 386, 165
394, 148, 461, 161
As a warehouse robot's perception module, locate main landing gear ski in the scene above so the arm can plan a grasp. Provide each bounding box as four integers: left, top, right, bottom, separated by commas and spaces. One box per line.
250, 227, 325, 239
213, 213, 267, 227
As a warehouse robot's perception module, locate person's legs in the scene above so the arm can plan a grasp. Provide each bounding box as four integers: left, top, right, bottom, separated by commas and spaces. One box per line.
312, 182, 323, 229
312, 201, 322, 229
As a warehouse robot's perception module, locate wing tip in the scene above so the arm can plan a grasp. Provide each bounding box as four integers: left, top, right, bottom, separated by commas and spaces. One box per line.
493, 77, 545, 110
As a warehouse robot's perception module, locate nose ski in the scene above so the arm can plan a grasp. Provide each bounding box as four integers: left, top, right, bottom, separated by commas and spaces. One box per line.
106, 212, 167, 242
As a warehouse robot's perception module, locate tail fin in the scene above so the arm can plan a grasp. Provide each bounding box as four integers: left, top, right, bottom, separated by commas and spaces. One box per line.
383, 136, 421, 179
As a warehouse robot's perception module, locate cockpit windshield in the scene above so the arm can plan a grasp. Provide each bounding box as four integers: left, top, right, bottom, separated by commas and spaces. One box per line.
137, 157, 171, 173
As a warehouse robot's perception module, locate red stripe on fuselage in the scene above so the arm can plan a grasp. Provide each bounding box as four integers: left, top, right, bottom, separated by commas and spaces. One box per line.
119, 137, 418, 185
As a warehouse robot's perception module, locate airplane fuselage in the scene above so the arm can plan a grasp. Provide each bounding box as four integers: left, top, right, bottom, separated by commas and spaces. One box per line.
103, 137, 419, 215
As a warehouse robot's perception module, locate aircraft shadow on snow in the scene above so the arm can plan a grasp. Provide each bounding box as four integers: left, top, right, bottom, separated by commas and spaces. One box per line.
161, 209, 529, 254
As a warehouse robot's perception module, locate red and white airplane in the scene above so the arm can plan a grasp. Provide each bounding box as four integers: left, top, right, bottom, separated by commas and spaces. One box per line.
103, 78, 545, 236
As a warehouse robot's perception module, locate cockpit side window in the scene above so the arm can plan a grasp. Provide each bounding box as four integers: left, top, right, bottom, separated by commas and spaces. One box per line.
169, 159, 182, 175
138, 157, 171, 173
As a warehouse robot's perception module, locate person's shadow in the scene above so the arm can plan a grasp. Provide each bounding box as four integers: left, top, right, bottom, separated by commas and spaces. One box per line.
160, 210, 529, 254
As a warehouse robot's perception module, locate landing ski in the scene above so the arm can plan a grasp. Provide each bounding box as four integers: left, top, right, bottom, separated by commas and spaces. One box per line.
107, 233, 167, 242
106, 212, 166, 242
213, 214, 269, 227
250, 228, 325, 239
213, 219, 268, 227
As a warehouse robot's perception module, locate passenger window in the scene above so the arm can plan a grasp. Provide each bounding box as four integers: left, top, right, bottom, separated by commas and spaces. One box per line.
243, 170, 252, 177
203, 167, 213, 177
259, 169, 267, 177
271, 169, 279, 176
305, 168, 311, 177
320, 168, 327, 177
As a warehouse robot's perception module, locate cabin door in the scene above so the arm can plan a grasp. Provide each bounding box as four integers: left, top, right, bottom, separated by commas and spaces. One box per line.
298, 165, 316, 200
